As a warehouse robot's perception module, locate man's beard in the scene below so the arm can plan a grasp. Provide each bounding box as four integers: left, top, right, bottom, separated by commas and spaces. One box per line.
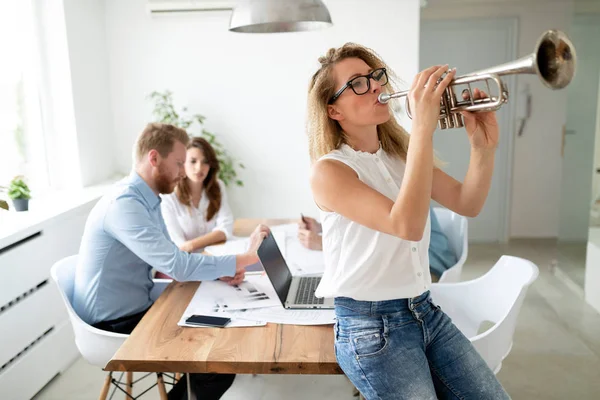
154, 164, 178, 194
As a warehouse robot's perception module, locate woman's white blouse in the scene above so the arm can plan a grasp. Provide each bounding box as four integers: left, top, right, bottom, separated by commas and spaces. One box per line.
315, 143, 432, 301
161, 180, 234, 253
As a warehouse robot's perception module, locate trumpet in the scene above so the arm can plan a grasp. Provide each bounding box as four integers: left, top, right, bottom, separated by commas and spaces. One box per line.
378, 29, 577, 129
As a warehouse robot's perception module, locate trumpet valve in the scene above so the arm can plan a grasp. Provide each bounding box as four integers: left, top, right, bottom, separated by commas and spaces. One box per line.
453, 113, 465, 129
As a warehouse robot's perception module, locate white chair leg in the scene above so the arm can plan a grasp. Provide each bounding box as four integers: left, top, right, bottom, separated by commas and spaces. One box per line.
98, 372, 112, 400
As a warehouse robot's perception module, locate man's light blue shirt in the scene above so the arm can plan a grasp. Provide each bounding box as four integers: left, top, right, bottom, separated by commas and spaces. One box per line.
72, 172, 236, 325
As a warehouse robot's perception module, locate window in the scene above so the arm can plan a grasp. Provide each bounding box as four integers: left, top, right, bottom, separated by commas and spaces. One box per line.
0, 0, 48, 196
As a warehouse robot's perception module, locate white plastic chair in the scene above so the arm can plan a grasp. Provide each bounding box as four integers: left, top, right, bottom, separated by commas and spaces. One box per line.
432, 207, 468, 283
51, 255, 172, 399
429, 255, 539, 374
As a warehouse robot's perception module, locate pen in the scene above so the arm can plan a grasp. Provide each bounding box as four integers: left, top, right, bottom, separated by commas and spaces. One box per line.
300, 213, 308, 225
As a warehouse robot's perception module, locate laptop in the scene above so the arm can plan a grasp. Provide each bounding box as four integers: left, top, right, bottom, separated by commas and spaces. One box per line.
257, 232, 334, 309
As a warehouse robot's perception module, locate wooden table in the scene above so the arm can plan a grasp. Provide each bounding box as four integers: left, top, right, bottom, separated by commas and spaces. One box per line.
105, 219, 342, 376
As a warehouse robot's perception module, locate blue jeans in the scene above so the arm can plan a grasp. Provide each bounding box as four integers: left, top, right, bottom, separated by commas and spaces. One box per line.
334, 291, 510, 400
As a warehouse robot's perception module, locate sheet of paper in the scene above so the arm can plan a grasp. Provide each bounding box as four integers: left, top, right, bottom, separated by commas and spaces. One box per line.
185, 274, 282, 313
270, 225, 326, 275
272, 231, 287, 258
204, 237, 248, 256
204, 226, 325, 276
269, 223, 299, 235
285, 239, 325, 275
201, 228, 324, 291
207, 305, 336, 326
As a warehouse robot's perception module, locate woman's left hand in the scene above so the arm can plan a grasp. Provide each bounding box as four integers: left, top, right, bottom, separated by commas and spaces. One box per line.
460, 88, 499, 150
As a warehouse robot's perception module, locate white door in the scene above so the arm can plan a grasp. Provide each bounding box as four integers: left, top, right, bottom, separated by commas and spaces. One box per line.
559, 15, 600, 241
420, 18, 517, 242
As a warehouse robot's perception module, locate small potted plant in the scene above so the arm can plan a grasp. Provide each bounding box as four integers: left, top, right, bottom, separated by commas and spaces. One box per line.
6, 176, 31, 212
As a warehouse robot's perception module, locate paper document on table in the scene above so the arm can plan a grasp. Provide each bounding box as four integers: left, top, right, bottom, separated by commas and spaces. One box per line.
285, 239, 325, 275
206, 305, 336, 326
269, 223, 299, 235
272, 231, 287, 258
269, 225, 325, 275
184, 274, 281, 313
204, 238, 248, 256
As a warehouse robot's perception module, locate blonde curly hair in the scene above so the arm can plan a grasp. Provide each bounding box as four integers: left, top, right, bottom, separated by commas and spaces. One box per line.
306, 43, 410, 162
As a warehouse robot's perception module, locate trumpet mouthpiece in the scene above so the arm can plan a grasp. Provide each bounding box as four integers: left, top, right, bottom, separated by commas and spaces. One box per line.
378, 93, 391, 104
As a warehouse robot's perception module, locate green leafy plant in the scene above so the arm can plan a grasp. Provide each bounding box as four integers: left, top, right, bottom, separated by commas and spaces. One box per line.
148, 90, 244, 187
6, 176, 31, 200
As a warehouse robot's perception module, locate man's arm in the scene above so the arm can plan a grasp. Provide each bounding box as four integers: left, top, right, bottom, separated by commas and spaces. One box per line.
104, 196, 236, 281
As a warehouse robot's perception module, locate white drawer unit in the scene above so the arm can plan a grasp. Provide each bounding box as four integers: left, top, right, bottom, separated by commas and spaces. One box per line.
0, 199, 97, 400
0, 322, 79, 400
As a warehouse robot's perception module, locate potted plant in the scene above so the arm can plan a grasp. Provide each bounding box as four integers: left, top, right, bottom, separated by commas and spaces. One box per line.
148, 90, 244, 187
5, 176, 31, 212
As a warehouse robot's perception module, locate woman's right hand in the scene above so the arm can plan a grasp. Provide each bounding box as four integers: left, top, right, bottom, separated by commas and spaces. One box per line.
408, 64, 456, 136
298, 229, 323, 251
298, 216, 321, 233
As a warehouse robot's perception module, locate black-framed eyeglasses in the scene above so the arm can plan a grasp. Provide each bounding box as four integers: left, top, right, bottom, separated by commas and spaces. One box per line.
329, 68, 388, 104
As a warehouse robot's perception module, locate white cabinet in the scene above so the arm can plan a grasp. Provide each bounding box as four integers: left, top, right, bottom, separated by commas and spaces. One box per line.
0, 200, 96, 400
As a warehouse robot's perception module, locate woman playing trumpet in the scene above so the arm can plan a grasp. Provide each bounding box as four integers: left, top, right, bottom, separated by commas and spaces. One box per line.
306, 42, 508, 399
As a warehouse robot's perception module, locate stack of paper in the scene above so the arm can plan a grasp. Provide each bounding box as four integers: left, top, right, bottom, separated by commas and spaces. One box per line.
182, 225, 332, 328
270, 224, 326, 275
205, 237, 248, 256
204, 225, 326, 275
178, 274, 335, 328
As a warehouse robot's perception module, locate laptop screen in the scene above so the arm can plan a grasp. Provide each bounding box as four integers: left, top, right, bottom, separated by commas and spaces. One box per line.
257, 232, 293, 305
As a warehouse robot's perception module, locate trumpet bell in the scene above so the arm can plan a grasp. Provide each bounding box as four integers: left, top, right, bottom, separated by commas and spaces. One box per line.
535, 29, 576, 89
378, 29, 577, 129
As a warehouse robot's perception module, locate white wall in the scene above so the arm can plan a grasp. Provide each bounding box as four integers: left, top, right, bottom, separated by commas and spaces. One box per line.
593, 74, 600, 208
559, 14, 600, 241
34, 0, 116, 189
104, 0, 421, 219
586, 228, 600, 314
34, 0, 82, 189
63, 0, 116, 187
422, 0, 574, 238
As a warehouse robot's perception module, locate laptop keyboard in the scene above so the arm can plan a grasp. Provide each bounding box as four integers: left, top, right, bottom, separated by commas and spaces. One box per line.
294, 277, 325, 305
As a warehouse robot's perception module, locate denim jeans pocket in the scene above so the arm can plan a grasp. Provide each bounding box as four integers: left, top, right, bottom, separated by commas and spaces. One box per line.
352, 330, 388, 358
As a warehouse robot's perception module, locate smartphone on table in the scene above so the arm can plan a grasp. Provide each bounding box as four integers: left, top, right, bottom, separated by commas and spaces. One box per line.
185, 314, 231, 328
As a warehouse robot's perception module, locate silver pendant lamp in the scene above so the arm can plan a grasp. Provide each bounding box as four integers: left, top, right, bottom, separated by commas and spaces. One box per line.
229, 0, 333, 33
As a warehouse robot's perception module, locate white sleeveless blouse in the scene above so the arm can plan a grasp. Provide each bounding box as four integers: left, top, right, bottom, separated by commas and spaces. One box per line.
314, 143, 431, 301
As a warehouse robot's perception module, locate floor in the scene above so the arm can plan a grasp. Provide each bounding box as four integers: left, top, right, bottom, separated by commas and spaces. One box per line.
555, 240, 587, 289
34, 240, 600, 400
